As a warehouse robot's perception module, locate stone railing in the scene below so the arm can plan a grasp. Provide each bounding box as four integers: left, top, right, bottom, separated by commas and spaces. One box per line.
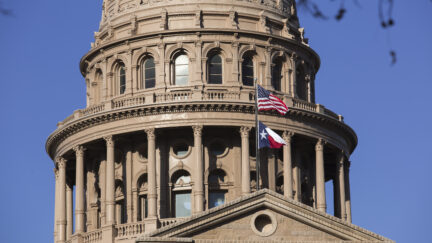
112, 95, 146, 109
155, 91, 193, 103
159, 218, 178, 228
57, 89, 341, 128
115, 222, 146, 239
83, 229, 103, 243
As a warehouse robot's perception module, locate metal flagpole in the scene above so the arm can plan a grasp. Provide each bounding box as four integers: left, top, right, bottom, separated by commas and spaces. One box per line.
254, 78, 260, 191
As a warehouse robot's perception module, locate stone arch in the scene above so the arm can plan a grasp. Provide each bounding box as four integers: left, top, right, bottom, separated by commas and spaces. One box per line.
133, 47, 161, 66
204, 166, 232, 184
202, 44, 232, 60
133, 168, 148, 189
165, 44, 196, 61
107, 54, 129, 73
169, 164, 192, 180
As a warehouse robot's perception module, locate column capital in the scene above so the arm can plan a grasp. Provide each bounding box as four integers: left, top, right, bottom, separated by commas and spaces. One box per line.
104, 135, 115, 147
53, 168, 59, 179
73, 145, 86, 157
315, 138, 326, 151
282, 130, 294, 141
192, 125, 203, 137
240, 126, 252, 138
145, 128, 156, 139
56, 157, 67, 169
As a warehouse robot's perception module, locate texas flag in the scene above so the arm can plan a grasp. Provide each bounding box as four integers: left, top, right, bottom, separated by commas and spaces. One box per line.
258, 121, 287, 149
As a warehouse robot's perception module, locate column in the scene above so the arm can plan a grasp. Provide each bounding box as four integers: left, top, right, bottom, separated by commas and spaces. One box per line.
315, 139, 326, 212
126, 145, 133, 223
337, 152, 347, 221
74, 145, 86, 233
100, 158, 106, 226
145, 128, 157, 218
53, 169, 59, 243
240, 126, 251, 195
345, 160, 352, 223
293, 152, 301, 202
192, 125, 204, 212
56, 157, 67, 243
282, 131, 294, 199
104, 136, 115, 225
66, 183, 73, 239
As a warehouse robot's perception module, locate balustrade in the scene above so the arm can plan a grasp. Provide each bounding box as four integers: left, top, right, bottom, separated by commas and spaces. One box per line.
115, 222, 146, 238
83, 229, 103, 243
159, 218, 178, 227
57, 89, 341, 128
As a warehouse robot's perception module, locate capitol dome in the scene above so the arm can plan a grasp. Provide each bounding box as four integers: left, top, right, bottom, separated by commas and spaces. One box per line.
44, 1, 393, 243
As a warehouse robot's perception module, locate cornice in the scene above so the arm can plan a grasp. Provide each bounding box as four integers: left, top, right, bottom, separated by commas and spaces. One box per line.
45, 102, 357, 160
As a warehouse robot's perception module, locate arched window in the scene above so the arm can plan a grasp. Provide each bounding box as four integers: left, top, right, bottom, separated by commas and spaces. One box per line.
208, 169, 228, 209
271, 59, 282, 91
296, 67, 307, 100
242, 56, 254, 86
117, 62, 126, 95
171, 170, 192, 217
137, 174, 148, 221
174, 54, 189, 85
208, 54, 222, 84
115, 180, 126, 224
142, 57, 155, 89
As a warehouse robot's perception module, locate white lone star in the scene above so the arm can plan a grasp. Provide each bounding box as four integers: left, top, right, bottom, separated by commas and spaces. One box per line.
260, 130, 267, 140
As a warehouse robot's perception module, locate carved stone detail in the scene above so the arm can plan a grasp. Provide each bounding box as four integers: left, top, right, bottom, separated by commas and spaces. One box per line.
192, 125, 203, 137
240, 126, 251, 138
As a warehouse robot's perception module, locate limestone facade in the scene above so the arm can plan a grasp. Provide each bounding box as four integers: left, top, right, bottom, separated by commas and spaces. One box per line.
46, 1, 391, 243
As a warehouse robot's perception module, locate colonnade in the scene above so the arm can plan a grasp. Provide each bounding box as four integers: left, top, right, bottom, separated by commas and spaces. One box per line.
53, 125, 352, 243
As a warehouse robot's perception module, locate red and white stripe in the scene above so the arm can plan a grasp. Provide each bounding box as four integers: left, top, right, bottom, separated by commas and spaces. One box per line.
258, 94, 288, 115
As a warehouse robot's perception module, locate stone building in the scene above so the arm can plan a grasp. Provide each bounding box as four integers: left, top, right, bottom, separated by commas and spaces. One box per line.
46, 0, 393, 242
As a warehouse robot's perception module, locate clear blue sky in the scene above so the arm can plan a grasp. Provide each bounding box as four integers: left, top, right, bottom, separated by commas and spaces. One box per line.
0, 1, 431, 242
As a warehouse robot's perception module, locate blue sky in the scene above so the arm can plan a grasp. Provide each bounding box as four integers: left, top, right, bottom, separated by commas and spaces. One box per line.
0, 1, 431, 242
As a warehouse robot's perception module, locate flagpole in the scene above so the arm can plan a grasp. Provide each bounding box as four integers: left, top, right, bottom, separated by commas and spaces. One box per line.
254, 77, 260, 191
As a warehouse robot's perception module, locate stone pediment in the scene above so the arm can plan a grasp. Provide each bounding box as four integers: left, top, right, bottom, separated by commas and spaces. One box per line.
137, 190, 393, 243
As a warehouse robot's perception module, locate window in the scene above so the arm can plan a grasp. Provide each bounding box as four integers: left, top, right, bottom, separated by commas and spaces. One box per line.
208, 169, 227, 209
296, 67, 307, 100
171, 170, 192, 218
115, 181, 126, 224
209, 191, 226, 208
209, 141, 225, 156
208, 54, 222, 84
137, 174, 148, 221
174, 54, 189, 85
173, 143, 189, 157
271, 60, 282, 91
242, 56, 254, 86
118, 63, 126, 94
143, 57, 155, 89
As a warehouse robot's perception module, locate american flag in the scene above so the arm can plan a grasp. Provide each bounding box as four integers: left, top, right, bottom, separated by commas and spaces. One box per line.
257, 85, 288, 115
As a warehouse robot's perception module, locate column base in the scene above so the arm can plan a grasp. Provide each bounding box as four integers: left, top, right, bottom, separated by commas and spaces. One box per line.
102, 225, 116, 243
144, 217, 159, 233
71, 233, 84, 243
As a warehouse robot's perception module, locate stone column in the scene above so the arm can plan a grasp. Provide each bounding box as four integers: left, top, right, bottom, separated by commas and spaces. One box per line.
66, 183, 73, 239
104, 136, 115, 225
345, 160, 352, 223
125, 145, 133, 223
145, 128, 157, 218
74, 145, 86, 233
192, 125, 204, 212
293, 152, 301, 202
240, 126, 251, 195
56, 157, 67, 243
53, 169, 59, 243
337, 152, 347, 221
315, 139, 326, 212
99, 158, 106, 226
282, 131, 294, 199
